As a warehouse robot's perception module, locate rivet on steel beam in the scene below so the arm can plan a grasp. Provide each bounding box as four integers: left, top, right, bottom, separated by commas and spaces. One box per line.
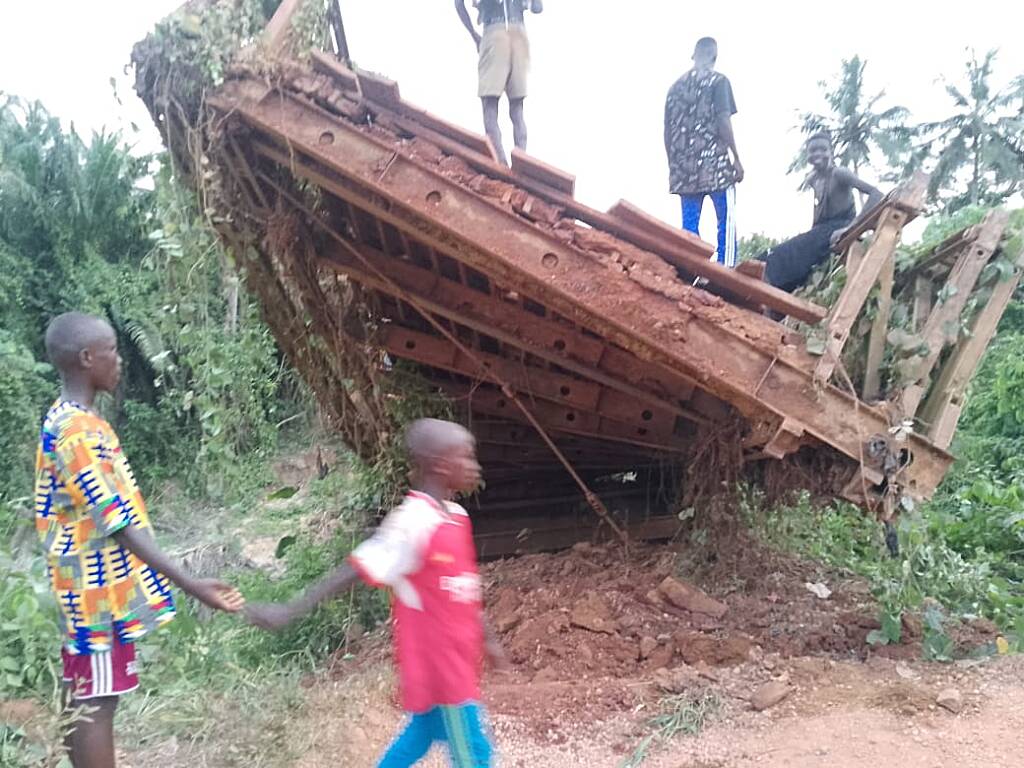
426, 190, 442, 205
542, 252, 559, 269
318, 131, 335, 145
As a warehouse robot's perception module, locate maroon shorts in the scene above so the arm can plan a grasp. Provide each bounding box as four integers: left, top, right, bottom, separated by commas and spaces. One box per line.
61, 638, 140, 700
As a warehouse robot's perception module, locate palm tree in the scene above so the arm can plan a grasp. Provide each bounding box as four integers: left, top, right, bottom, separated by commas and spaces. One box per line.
790, 57, 911, 178
905, 50, 1024, 212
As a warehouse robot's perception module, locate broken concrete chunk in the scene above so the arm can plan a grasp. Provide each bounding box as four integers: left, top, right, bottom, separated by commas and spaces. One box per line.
936, 688, 963, 713
751, 681, 792, 711
657, 576, 728, 619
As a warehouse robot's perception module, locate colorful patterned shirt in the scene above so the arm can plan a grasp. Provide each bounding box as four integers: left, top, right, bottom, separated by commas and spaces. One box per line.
664, 69, 739, 195
34, 400, 175, 655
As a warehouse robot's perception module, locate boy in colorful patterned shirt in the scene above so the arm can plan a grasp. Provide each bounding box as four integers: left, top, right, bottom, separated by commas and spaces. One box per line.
247, 418, 507, 767
34, 312, 245, 768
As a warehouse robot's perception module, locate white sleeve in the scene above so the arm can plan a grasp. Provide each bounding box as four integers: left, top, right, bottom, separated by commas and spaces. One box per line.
349, 502, 428, 587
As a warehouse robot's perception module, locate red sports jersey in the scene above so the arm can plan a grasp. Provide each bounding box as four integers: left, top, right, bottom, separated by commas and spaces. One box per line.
349, 491, 483, 713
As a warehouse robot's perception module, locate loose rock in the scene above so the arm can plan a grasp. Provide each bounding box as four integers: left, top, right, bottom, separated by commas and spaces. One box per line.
751, 681, 793, 711
658, 576, 729, 619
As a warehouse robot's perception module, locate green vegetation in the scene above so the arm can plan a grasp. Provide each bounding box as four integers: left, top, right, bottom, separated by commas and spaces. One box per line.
619, 691, 721, 768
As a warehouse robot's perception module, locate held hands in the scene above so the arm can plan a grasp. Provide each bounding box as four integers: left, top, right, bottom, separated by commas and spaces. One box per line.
733, 158, 745, 184
187, 578, 246, 613
245, 602, 299, 632
830, 227, 849, 248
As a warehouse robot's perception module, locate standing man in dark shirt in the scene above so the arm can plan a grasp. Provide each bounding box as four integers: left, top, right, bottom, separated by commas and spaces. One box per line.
456, 0, 543, 166
761, 132, 883, 292
664, 37, 744, 268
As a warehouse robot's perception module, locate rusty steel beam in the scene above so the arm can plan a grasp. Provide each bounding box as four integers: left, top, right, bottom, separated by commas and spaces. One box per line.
442, 381, 689, 453
383, 324, 684, 435
379, 325, 602, 411
312, 235, 713, 426
214, 82, 953, 499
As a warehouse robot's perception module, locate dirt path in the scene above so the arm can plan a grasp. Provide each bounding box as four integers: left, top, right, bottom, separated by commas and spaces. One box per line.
291, 655, 1024, 767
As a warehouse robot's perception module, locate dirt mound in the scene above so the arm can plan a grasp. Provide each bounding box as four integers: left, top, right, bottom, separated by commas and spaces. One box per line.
483, 538, 896, 684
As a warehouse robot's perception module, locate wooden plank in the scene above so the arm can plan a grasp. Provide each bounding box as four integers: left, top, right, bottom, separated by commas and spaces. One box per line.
846, 240, 866, 277
814, 203, 915, 383
901, 210, 1010, 415
355, 69, 401, 107
862, 257, 895, 401
511, 148, 576, 197
263, 0, 304, 53
309, 50, 360, 93
607, 200, 826, 323
832, 173, 928, 254
921, 268, 1023, 448
912, 276, 933, 332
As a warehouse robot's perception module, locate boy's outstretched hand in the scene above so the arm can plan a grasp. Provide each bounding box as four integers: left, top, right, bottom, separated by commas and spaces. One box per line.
187, 579, 246, 613
245, 603, 298, 632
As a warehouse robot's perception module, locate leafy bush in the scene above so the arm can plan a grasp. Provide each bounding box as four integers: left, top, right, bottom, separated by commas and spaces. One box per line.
0, 334, 52, 498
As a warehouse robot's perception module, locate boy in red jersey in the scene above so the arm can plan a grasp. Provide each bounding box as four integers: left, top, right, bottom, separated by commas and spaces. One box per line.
247, 418, 506, 766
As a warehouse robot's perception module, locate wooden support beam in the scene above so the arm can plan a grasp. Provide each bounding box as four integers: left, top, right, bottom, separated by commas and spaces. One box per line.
832, 174, 927, 254
901, 210, 1010, 416
263, 0, 304, 54
814, 202, 916, 384
912, 276, 933, 333
920, 268, 1023, 448
862, 257, 895, 401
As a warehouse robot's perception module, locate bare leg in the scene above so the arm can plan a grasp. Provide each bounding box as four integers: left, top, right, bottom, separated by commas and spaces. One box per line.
509, 97, 527, 152
481, 96, 507, 165
66, 694, 118, 768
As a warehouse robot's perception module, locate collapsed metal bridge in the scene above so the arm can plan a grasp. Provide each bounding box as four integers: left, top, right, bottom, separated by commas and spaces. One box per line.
135, 7, 1021, 555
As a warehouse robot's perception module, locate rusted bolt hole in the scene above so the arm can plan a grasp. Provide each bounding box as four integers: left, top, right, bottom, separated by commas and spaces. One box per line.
565, 412, 576, 423
426, 190, 442, 205
542, 252, 559, 269
559, 385, 571, 397
553, 339, 566, 351
497, 399, 507, 408
318, 131, 335, 145
641, 409, 653, 421
404, 340, 416, 350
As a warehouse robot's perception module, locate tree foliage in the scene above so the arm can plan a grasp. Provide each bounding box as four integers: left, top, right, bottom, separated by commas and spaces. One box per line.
0, 95, 287, 501
904, 50, 1024, 212
790, 56, 910, 176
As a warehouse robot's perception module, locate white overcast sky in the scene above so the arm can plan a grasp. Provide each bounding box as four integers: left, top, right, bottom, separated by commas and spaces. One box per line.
2, 1, 1023, 243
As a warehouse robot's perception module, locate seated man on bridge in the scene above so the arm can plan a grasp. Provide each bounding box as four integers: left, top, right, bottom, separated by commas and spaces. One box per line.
759, 132, 883, 292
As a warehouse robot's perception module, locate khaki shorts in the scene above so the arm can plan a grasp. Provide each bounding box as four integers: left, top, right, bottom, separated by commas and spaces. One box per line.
478, 23, 530, 99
